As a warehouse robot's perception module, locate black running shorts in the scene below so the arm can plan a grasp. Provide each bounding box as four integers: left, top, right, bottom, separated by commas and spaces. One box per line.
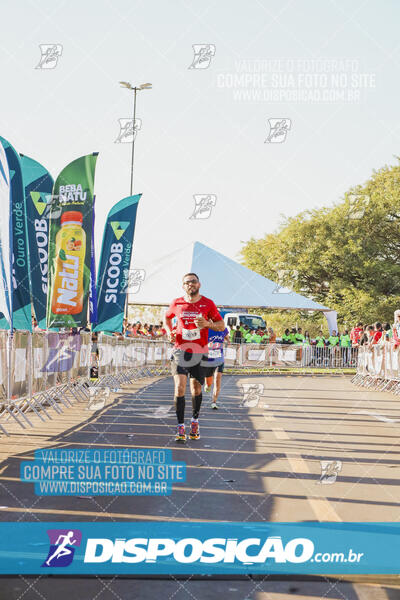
170, 349, 207, 385
203, 362, 224, 377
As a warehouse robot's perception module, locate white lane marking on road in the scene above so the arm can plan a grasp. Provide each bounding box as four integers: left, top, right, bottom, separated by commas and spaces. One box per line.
352, 410, 398, 423
264, 413, 342, 522
120, 406, 171, 418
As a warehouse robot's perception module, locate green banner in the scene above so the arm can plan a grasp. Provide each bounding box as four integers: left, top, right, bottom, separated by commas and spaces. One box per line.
20, 154, 54, 330
0, 136, 32, 331
93, 194, 141, 333
46, 153, 98, 329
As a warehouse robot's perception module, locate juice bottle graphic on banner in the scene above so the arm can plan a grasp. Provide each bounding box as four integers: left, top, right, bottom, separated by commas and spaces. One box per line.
51, 211, 86, 315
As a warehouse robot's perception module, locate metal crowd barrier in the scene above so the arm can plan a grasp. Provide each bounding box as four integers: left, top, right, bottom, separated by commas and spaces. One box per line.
351, 343, 400, 393
0, 333, 360, 436
0, 332, 172, 436
223, 343, 358, 370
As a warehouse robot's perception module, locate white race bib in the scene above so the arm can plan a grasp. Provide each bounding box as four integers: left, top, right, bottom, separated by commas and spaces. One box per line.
182, 327, 200, 341
208, 348, 222, 358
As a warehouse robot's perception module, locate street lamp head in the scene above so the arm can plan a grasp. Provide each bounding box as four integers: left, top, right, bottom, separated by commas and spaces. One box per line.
119, 81, 133, 89
139, 83, 152, 90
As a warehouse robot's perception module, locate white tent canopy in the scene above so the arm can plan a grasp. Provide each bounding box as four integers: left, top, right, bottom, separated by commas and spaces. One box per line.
129, 242, 337, 329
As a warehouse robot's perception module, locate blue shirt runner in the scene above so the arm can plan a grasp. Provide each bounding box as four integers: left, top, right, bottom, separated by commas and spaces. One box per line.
207, 327, 229, 366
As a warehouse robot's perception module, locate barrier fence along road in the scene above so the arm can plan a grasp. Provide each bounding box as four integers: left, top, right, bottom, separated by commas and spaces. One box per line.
0, 335, 359, 435
353, 342, 400, 393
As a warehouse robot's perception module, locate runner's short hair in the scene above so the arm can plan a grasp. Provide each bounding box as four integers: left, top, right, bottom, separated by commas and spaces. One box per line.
182, 273, 199, 281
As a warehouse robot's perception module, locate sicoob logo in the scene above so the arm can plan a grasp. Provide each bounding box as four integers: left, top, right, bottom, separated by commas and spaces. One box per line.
42, 529, 82, 567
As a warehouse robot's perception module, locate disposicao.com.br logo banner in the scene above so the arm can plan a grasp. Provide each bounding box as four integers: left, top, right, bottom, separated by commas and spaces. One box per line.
0, 522, 399, 574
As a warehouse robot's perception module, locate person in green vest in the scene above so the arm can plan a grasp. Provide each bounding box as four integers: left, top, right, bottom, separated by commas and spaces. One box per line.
328, 330, 339, 346
313, 331, 326, 366
261, 330, 269, 344
302, 331, 311, 345
239, 322, 246, 336
281, 328, 292, 344
244, 330, 253, 343
340, 330, 351, 347
289, 328, 297, 344
251, 330, 262, 344
340, 329, 351, 366
327, 329, 340, 366
294, 327, 305, 345
229, 327, 235, 342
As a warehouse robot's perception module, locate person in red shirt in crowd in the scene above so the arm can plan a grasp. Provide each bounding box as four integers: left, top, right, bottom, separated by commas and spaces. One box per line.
159, 321, 167, 337
165, 272, 225, 442
350, 322, 364, 347
370, 322, 383, 345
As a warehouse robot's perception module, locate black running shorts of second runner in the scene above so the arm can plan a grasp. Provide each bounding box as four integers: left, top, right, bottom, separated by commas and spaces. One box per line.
170, 349, 207, 385
202, 362, 224, 377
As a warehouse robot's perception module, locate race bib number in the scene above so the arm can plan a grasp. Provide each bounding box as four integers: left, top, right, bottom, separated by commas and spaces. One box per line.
208, 348, 222, 359
182, 327, 200, 341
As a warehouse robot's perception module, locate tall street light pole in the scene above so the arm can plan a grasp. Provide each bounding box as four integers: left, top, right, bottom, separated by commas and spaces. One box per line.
119, 81, 152, 196
119, 81, 152, 323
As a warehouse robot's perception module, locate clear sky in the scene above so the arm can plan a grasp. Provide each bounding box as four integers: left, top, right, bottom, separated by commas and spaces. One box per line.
0, 0, 399, 270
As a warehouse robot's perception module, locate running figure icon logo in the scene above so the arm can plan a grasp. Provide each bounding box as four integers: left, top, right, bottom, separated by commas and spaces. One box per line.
347, 193, 370, 220
42, 529, 82, 567
189, 195, 217, 220
115, 118, 142, 143
319, 460, 342, 484
35, 44, 63, 69
124, 268, 146, 294
265, 118, 292, 143
188, 44, 216, 69
241, 384, 264, 408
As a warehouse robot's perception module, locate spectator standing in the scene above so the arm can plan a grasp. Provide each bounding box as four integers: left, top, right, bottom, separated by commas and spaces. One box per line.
370, 322, 383, 346
294, 328, 305, 345
314, 331, 325, 365
233, 326, 243, 344
244, 329, 253, 343
251, 330, 262, 344
393, 311, 400, 347
382, 322, 392, 342
327, 330, 339, 347
340, 329, 351, 365
350, 322, 364, 347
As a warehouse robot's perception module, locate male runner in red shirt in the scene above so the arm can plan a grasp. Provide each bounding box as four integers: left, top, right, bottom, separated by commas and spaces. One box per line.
165, 273, 225, 442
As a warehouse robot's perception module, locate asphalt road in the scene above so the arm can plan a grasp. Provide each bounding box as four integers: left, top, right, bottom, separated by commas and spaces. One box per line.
1, 373, 400, 599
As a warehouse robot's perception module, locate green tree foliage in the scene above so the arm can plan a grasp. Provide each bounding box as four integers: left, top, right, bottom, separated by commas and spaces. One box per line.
241, 161, 400, 327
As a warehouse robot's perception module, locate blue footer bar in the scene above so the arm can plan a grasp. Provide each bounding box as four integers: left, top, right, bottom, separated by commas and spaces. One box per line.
1, 522, 399, 574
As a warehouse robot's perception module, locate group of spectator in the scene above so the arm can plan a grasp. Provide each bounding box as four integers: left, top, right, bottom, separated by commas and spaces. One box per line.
226, 321, 400, 349
228, 325, 277, 344
122, 320, 167, 339
349, 321, 399, 347
227, 324, 351, 347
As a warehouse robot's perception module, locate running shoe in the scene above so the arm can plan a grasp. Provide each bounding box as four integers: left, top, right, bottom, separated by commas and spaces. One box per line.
189, 420, 200, 440
204, 384, 212, 393
211, 400, 218, 410
175, 425, 186, 443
